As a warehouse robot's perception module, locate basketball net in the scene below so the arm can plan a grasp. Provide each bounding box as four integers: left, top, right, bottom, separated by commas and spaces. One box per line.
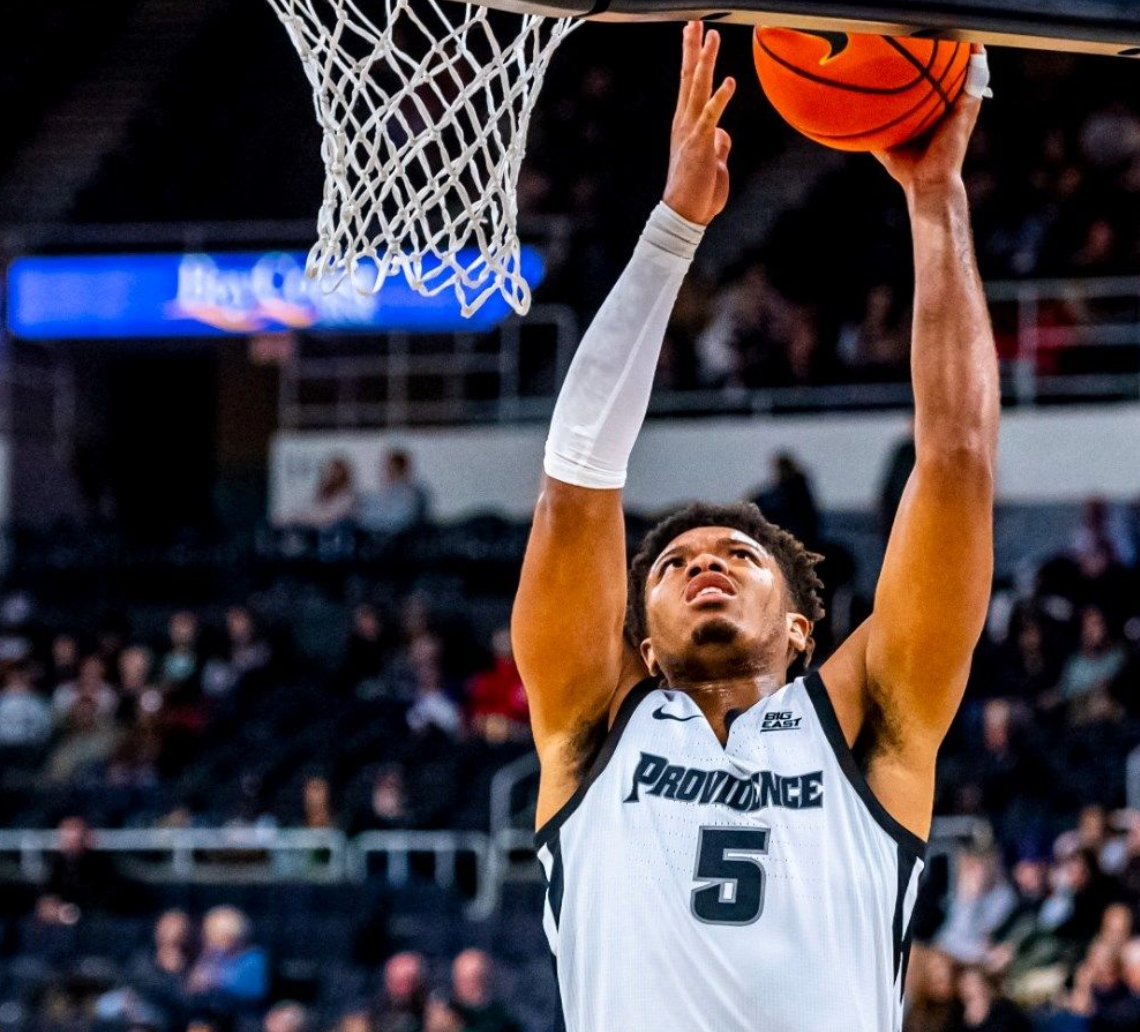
266, 0, 575, 316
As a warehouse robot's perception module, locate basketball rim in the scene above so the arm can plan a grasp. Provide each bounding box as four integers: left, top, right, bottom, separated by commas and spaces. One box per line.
462, 0, 1140, 58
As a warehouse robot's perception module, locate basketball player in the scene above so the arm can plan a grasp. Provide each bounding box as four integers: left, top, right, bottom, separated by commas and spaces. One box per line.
512, 21, 996, 1032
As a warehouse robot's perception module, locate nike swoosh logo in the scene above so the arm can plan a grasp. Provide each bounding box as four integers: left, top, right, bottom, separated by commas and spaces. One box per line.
801, 30, 850, 63
652, 706, 700, 723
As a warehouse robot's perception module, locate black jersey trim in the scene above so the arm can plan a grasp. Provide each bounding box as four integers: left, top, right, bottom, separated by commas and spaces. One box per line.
534, 677, 658, 850
803, 671, 927, 858
893, 841, 920, 1000
547, 833, 565, 929
551, 955, 567, 1032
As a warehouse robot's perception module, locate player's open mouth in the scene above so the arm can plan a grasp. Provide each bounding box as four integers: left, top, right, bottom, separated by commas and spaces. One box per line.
685, 572, 736, 604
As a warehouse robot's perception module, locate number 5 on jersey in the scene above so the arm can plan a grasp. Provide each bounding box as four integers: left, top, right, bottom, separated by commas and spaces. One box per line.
691, 826, 771, 925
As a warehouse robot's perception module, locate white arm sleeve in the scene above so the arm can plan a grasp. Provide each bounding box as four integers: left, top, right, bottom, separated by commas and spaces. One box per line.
543, 202, 704, 490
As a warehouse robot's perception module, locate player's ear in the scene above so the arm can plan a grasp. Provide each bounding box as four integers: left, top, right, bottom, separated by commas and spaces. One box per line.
786, 612, 811, 661
640, 638, 659, 677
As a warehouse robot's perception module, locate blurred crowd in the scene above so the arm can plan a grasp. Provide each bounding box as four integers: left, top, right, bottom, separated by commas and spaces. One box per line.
282, 450, 431, 540
0, 564, 530, 831
18, 882, 522, 1032
900, 484, 1140, 1029
1, 453, 1139, 1031
906, 810, 1140, 1031
44, 13, 1140, 402
526, 44, 1140, 392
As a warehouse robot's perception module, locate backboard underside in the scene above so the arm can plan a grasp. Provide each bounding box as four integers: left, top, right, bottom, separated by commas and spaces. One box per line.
478, 0, 1140, 56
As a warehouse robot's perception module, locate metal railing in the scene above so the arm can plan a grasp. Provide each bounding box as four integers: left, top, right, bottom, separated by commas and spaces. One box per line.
0, 798, 995, 921
274, 275, 1140, 429
277, 304, 579, 429
350, 831, 495, 920
0, 827, 496, 917
0, 827, 350, 883
988, 275, 1140, 405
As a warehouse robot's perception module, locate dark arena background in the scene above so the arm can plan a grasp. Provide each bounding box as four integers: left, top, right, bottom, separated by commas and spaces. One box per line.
1, 2, 1140, 1031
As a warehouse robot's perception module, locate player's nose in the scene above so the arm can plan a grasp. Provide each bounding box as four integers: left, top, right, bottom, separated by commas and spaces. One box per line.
686, 554, 727, 578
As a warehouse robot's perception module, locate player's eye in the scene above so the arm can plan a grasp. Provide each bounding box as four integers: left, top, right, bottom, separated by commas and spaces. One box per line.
732, 549, 755, 561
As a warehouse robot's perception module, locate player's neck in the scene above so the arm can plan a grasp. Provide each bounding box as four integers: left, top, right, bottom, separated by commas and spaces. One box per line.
665, 670, 788, 745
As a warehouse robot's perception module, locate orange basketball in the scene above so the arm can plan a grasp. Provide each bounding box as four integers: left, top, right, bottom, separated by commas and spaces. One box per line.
752, 29, 971, 152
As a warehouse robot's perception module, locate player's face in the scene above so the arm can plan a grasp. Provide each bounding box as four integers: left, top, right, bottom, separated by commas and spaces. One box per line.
641, 526, 806, 683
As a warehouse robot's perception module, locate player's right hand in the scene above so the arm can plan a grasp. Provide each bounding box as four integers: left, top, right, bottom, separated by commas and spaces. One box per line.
663, 22, 735, 226
872, 45, 987, 198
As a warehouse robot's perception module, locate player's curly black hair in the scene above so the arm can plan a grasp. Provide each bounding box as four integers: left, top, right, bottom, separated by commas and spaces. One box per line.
626, 501, 826, 664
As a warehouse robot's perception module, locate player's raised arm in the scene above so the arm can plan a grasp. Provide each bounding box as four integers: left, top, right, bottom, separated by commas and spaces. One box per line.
824, 53, 999, 838
512, 22, 734, 824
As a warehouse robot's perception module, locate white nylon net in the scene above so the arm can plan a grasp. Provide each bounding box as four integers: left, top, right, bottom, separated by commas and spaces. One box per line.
266, 0, 575, 317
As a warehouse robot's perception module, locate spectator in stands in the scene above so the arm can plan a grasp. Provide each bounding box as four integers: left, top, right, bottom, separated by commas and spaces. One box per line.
952, 966, 1031, 1031
985, 607, 1064, 706
264, 1002, 308, 1032
1101, 937, 1140, 1028
376, 951, 427, 1032
349, 765, 410, 834
1057, 606, 1128, 715
339, 603, 395, 695
404, 636, 462, 739
1117, 818, 1140, 898
950, 699, 1043, 835
302, 774, 338, 830
0, 591, 35, 665
46, 693, 122, 783
358, 449, 430, 538
465, 628, 529, 744
906, 947, 961, 1032
1043, 848, 1118, 948
450, 949, 521, 1032
98, 909, 196, 1031
750, 452, 821, 551
185, 906, 269, 1014
1081, 936, 1130, 1023
1038, 955, 1098, 1031
987, 854, 1067, 1003
334, 1010, 374, 1032
296, 457, 357, 530
47, 632, 81, 687
118, 645, 163, 723
132, 909, 196, 1008
162, 611, 202, 689
1099, 904, 1135, 949
1073, 498, 1137, 569
937, 847, 1018, 965
52, 653, 118, 725
423, 995, 465, 1032
836, 283, 911, 378
203, 607, 272, 699
36, 816, 130, 922
187, 1015, 236, 1032
1055, 806, 1129, 876
0, 661, 51, 751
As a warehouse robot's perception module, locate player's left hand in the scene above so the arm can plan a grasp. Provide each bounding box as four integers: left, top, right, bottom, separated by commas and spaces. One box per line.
663, 22, 736, 226
873, 45, 990, 197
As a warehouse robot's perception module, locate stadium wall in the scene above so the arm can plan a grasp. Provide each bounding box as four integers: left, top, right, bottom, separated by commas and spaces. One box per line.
270, 403, 1140, 522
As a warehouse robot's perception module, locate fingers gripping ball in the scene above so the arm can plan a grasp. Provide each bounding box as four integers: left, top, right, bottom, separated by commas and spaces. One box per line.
753, 29, 972, 152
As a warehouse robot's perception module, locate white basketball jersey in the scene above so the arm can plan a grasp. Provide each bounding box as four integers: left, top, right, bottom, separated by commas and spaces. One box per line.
536, 672, 925, 1032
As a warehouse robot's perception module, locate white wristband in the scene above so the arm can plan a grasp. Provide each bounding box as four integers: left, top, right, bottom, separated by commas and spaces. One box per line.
543, 203, 704, 490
